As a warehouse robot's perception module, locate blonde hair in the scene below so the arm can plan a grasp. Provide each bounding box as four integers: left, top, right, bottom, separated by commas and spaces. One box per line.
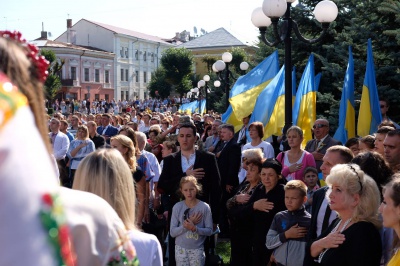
77, 125, 89, 139
72, 149, 136, 230
178, 176, 202, 198
285, 180, 307, 197
242, 148, 263, 161
110, 135, 137, 172
326, 164, 381, 228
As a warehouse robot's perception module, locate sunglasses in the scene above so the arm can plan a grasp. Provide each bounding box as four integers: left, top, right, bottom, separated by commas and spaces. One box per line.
183, 208, 190, 220
313, 124, 327, 129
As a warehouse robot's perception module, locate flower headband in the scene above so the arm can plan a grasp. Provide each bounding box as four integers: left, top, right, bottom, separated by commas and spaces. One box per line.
0, 30, 49, 82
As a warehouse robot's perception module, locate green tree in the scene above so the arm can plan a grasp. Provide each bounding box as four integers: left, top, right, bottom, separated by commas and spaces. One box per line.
161, 47, 194, 96
147, 68, 172, 99
40, 49, 64, 102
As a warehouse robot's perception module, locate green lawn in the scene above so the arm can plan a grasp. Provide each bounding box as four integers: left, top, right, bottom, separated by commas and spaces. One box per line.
215, 239, 231, 265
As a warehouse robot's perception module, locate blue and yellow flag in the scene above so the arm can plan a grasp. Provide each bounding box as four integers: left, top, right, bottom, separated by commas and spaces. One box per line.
178, 101, 198, 115
222, 105, 242, 132
248, 66, 286, 139
193, 100, 206, 114
334, 46, 355, 143
229, 51, 279, 120
293, 54, 316, 147
357, 39, 382, 136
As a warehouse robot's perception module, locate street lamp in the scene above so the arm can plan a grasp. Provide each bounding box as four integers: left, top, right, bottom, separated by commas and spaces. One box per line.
212, 52, 249, 110
251, 0, 338, 132
197, 74, 210, 113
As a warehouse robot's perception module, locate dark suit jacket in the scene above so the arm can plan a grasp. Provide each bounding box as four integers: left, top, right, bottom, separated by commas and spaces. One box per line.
96, 125, 119, 137
157, 150, 222, 223
304, 186, 329, 266
305, 135, 342, 171
217, 138, 242, 188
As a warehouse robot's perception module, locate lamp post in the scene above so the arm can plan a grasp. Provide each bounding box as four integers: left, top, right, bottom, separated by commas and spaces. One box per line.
251, 0, 338, 132
212, 52, 249, 110
197, 74, 210, 113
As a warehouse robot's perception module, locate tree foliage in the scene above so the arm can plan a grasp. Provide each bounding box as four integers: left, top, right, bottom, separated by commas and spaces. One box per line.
147, 68, 172, 99
160, 47, 194, 96
40, 49, 64, 101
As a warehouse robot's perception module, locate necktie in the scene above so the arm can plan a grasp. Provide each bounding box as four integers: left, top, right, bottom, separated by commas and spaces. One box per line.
51, 133, 57, 145
315, 140, 321, 151
322, 204, 332, 233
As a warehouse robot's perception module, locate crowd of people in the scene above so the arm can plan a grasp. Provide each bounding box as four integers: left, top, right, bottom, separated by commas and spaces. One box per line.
2, 30, 400, 266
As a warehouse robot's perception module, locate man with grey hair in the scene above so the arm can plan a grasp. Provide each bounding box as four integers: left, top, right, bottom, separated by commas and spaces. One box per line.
305, 118, 342, 173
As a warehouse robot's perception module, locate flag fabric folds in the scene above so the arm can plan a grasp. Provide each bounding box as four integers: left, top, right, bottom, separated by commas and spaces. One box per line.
194, 99, 206, 114
334, 46, 356, 144
222, 105, 243, 132
178, 101, 197, 115
293, 54, 317, 147
357, 39, 382, 136
229, 51, 279, 120
248, 66, 286, 139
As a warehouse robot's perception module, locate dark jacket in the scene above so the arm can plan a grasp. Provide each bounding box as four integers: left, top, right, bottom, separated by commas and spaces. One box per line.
304, 135, 342, 171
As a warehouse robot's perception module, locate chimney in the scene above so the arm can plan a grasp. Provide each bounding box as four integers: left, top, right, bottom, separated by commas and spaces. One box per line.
40, 22, 47, 39
175, 32, 180, 39
67, 19, 72, 43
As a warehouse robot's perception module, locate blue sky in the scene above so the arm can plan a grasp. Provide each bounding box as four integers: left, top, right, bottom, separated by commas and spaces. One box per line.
1, 0, 298, 44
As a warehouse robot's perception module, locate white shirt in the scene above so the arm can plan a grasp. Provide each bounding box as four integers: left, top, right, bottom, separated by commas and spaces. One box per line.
316, 197, 338, 237
181, 152, 196, 173
128, 230, 163, 266
142, 150, 161, 182
49, 131, 70, 160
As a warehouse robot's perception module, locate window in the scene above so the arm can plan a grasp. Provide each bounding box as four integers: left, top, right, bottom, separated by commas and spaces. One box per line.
95, 94, 100, 101
95, 69, 100, 82
135, 71, 139, 82
143, 71, 147, 83
105, 94, 109, 101
151, 53, 154, 62
143, 51, 147, 61
84, 93, 90, 100
71, 67, 76, 80
125, 48, 129, 58
125, 69, 129, 81
135, 50, 138, 60
84, 68, 89, 81
121, 69, 124, 81
120, 48, 124, 57
125, 91, 129, 101
105, 70, 109, 83
121, 91, 124, 100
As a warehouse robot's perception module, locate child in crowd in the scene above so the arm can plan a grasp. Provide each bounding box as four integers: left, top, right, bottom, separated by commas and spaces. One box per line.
170, 176, 213, 266
303, 167, 320, 213
266, 180, 311, 266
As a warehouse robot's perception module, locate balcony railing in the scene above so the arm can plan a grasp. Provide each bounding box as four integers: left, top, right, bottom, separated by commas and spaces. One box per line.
103, 83, 111, 88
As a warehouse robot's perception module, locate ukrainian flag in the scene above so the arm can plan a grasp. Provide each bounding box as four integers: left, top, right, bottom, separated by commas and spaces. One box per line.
229, 51, 279, 119
248, 66, 285, 139
222, 105, 242, 132
357, 39, 382, 136
334, 47, 355, 143
178, 101, 198, 115
293, 54, 317, 147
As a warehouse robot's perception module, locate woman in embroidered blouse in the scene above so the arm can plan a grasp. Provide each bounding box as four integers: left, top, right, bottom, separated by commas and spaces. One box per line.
276, 126, 316, 182
310, 164, 382, 266
380, 174, 400, 266
67, 125, 95, 186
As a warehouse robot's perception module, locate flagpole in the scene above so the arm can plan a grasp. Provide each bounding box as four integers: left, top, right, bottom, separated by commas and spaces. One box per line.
251, 0, 338, 133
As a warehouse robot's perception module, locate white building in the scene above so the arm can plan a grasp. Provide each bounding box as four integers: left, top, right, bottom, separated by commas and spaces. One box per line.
56, 19, 174, 100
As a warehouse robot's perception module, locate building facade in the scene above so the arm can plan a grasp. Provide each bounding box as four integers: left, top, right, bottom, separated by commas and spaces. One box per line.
55, 19, 174, 101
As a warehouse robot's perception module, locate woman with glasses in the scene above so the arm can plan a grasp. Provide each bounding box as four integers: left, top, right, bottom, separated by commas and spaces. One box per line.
66, 125, 95, 187
276, 126, 316, 182
310, 164, 382, 266
170, 175, 213, 266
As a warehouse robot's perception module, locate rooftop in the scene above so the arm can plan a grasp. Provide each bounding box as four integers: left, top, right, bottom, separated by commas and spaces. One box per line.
178, 28, 248, 49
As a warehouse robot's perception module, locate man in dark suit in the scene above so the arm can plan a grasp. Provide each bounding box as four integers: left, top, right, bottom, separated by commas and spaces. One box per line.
216, 124, 242, 237
305, 119, 342, 172
96, 113, 118, 144
303, 145, 354, 266
158, 123, 222, 266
